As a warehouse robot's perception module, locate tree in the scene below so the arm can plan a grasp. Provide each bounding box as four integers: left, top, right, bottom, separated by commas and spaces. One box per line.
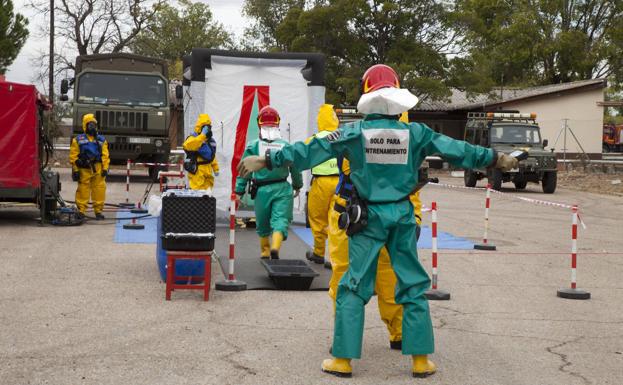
0, 0, 29, 74
131, 0, 232, 79
242, 0, 307, 51
29, 0, 166, 72
452, 0, 623, 93
259, 0, 456, 105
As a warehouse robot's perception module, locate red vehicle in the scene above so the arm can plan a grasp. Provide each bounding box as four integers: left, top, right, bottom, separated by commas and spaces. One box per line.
603, 124, 623, 152
0, 78, 59, 221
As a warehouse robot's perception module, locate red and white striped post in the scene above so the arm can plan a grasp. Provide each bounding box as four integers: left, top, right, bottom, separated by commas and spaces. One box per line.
123, 201, 145, 230
425, 201, 450, 300
215, 193, 247, 291
557, 205, 590, 300
474, 183, 496, 251
119, 159, 135, 208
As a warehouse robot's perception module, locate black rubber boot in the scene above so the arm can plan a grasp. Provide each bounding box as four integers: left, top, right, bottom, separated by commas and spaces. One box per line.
270, 250, 279, 260
95, 213, 105, 220
390, 340, 402, 350
305, 251, 325, 264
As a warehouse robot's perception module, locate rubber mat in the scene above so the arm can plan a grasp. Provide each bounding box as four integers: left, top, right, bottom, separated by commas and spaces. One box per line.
114, 211, 158, 244
215, 226, 331, 291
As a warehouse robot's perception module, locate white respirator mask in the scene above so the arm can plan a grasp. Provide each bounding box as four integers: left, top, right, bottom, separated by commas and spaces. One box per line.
260, 126, 282, 141
357, 87, 419, 116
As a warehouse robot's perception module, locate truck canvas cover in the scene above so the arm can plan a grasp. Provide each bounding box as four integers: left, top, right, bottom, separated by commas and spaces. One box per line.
0, 81, 40, 190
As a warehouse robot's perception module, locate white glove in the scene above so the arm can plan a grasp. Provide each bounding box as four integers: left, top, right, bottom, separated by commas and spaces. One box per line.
495, 153, 519, 172
237, 156, 266, 178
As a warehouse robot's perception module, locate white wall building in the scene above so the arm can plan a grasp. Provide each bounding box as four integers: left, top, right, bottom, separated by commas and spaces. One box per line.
414, 79, 606, 158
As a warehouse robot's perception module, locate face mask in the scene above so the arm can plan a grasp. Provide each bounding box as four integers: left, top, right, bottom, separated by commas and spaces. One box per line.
357, 87, 419, 115
86, 122, 98, 136
260, 127, 281, 141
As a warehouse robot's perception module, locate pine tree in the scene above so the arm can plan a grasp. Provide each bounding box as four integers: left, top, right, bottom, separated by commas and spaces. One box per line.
0, 0, 29, 74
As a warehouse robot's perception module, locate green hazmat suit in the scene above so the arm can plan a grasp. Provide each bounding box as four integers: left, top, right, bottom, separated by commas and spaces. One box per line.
267, 114, 495, 358
235, 138, 303, 239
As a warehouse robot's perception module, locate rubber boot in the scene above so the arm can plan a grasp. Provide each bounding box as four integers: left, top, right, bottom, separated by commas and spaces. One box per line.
390, 340, 402, 350
412, 355, 436, 378
95, 213, 105, 220
321, 358, 352, 378
306, 250, 325, 264
270, 232, 284, 260
260, 236, 270, 259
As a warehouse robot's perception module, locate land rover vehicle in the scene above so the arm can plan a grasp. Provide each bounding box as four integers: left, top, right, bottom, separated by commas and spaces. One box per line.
463, 112, 557, 193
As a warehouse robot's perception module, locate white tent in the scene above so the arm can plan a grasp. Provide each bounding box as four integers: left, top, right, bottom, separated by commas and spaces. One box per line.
183, 50, 325, 216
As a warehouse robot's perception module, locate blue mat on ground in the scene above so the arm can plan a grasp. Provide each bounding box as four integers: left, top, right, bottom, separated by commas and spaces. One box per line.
292, 226, 474, 250
114, 210, 158, 244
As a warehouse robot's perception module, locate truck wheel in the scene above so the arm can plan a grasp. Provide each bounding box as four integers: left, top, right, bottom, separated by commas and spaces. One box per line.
489, 169, 503, 191
513, 180, 527, 190
464, 169, 477, 187
542, 171, 557, 194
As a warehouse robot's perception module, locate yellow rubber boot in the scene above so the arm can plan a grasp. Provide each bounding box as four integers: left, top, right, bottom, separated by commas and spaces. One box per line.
270, 231, 284, 259
321, 358, 352, 378
260, 237, 270, 259
412, 355, 436, 378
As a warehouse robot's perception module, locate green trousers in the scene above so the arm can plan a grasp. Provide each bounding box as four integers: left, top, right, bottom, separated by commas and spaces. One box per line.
332, 199, 434, 358
254, 181, 293, 238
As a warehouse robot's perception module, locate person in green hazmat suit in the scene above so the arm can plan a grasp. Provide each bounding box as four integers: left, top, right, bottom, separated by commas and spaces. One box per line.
237, 64, 519, 378
235, 105, 303, 259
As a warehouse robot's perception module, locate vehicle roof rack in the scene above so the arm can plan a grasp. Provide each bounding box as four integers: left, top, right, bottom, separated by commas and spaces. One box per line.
468, 111, 537, 123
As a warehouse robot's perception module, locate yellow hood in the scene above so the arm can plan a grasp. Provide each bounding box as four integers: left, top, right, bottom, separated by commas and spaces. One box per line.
194, 114, 212, 134
317, 104, 338, 132
399, 111, 409, 123
82, 113, 97, 132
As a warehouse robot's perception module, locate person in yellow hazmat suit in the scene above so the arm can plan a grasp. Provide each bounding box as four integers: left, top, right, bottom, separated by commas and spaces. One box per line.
305, 104, 340, 265
327, 111, 423, 351
183, 114, 220, 190
69, 113, 110, 220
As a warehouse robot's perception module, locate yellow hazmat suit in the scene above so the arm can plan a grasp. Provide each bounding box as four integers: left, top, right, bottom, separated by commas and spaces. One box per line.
327, 111, 423, 345
69, 113, 110, 216
183, 114, 220, 190
306, 104, 340, 263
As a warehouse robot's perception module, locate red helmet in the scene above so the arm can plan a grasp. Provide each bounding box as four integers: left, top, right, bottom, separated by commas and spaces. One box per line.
361, 64, 400, 94
258, 106, 280, 127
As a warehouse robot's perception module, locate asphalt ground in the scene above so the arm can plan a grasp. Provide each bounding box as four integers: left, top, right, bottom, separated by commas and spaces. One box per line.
1, 167, 622, 385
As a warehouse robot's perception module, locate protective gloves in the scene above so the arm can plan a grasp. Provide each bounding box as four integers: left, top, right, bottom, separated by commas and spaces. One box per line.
293, 189, 300, 198
72, 171, 80, 182
237, 155, 266, 178
495, 153, 519, 172
214, 171, 219, 177
101, 169, 108, 178
201, 125, 212, 139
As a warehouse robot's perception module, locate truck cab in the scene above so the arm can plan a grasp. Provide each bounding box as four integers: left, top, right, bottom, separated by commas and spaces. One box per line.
61, 53, 171, 180
463, 112, 558, 193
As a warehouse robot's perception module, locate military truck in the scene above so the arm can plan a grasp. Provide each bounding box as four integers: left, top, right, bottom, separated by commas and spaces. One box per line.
60, 53, 171, 181
463, 112, 558, 193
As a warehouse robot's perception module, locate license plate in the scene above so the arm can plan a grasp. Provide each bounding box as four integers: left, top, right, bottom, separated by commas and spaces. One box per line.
128, 137, 151, 144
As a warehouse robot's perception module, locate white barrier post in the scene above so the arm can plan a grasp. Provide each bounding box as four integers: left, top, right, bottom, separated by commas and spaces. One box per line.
557, 205, 590, 300
119, 159, 136, 208
474, 183, 496, 251
215, 193, 247, 291
425, 202, 450, 300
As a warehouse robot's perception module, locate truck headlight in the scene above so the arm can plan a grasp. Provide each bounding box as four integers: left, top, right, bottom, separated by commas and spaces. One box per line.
155, 139, 163, 147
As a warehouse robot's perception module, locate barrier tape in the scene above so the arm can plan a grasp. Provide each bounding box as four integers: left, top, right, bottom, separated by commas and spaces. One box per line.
428, 182, 587, 229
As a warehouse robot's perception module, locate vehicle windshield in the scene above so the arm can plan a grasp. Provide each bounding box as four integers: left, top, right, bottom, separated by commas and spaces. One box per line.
491, 124, 542, 144
76, 72, 167, 107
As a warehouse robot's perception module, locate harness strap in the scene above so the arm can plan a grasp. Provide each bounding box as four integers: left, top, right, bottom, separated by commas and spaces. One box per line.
254, 177, 288, 188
